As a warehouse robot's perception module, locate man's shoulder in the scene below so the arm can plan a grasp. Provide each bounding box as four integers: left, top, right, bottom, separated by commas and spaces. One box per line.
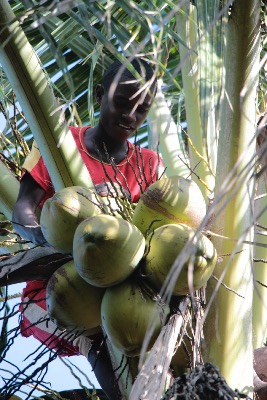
68, 126, 90, 149
68, 126, 90, 135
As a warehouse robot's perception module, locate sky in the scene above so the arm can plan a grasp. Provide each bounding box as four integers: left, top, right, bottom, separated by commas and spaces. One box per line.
1, 282, 101, 399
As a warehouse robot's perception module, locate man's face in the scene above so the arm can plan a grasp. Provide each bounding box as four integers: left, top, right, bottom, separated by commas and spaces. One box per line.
97, 79, 156, 142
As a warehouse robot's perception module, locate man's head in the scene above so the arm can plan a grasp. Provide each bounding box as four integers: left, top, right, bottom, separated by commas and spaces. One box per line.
96, 57, 157, 142
102, 57, 157, 93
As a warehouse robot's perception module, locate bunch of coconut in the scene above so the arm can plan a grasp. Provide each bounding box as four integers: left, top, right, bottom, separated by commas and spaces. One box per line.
41, 176, 217, 358
72, 213, 170, 355
132, 175, 217, 296
41, 186, 160, 354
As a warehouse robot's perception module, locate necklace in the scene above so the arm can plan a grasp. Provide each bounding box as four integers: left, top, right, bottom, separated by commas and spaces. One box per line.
79, 127, 135, 166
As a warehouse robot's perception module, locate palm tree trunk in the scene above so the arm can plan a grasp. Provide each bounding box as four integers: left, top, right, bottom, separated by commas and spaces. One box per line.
204, 0, 260, 392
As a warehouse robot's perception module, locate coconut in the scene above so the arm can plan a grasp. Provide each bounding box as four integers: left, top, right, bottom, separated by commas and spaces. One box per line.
143, 223, 217, 295
46, 260, 105, 333
40, 186, 104, 253
101, 279, 170, 356
73, 214, 145, 287
132, 176, 207, 236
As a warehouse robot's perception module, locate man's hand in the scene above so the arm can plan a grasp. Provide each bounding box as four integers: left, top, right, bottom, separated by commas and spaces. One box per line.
95, 182, 131, 201
12, 222, 50, 247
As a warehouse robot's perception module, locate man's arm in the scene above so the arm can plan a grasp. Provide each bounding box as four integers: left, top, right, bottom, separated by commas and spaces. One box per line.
12, 172, 48, 246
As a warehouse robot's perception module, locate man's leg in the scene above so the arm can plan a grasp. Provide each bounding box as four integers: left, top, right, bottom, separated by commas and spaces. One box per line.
88, 335, 122, 400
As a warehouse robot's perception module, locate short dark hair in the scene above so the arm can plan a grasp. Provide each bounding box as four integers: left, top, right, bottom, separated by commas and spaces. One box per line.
102, 57, 156, 91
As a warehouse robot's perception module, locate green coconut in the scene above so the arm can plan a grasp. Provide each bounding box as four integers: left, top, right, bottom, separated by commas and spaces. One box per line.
143, 223, 217, 295
46, 260, 105, 333
101, 279, 170, 356
73, 214, 145, 287
132, 175, 207, 236
40, 186, 104, 253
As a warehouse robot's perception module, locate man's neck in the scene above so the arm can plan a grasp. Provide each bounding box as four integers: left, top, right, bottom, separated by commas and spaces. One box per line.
84, 127, 128, 164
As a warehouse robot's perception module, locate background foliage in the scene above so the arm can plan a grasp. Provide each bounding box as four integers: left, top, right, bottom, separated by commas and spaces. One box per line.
0, 0, 267, 398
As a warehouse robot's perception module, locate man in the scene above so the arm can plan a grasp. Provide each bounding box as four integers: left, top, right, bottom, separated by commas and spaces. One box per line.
12, 57, 164, 400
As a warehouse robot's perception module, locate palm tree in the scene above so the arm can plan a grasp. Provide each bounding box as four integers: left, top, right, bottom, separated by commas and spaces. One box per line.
0, 0, 265, 398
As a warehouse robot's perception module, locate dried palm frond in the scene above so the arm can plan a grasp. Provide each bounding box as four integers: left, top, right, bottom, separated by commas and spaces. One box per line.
129, 297, 191, 400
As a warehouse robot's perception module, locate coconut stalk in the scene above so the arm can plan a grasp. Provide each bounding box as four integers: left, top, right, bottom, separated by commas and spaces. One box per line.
147, 80, 189, 178
0, 0, 93, 191
129, 298, 190, 400
203, 0, 260, 392
176, 3, 213, 200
